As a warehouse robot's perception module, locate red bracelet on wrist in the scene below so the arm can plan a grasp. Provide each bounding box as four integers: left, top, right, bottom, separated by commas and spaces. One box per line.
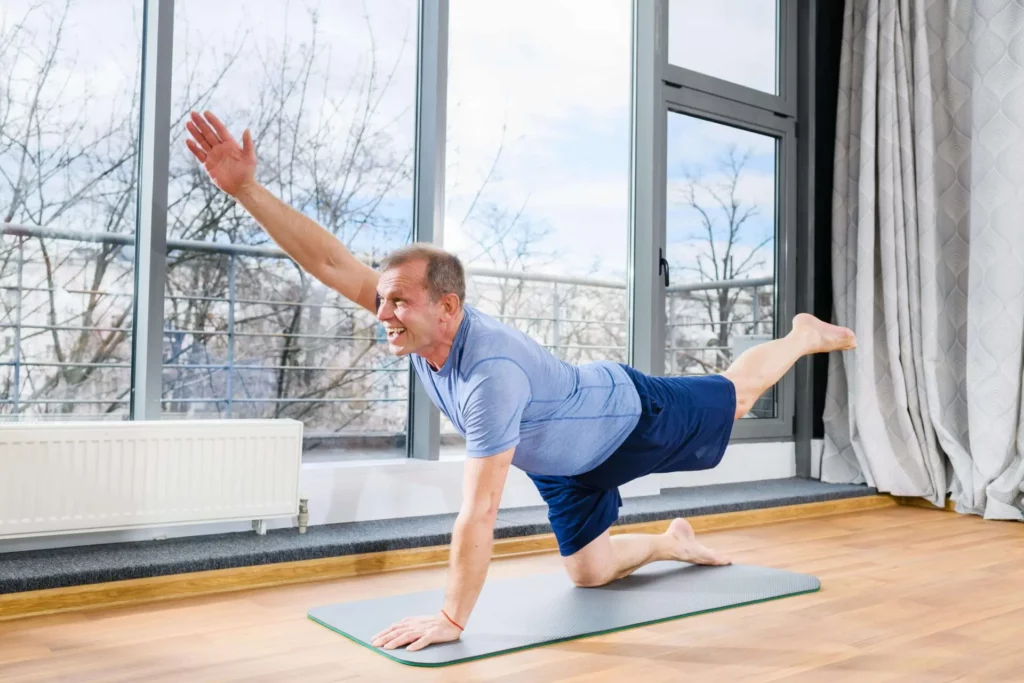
441, 608, 464, 632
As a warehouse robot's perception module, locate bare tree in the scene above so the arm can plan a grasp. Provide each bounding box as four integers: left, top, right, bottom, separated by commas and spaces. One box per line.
1, 0, 142, 414
162, 3, 415, 434
672, 145, 773, 372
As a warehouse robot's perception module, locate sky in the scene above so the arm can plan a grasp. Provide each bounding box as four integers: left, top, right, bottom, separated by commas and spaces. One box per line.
443, 0, 779, 281
668, 0, 778, 95
3, 0, 779, 284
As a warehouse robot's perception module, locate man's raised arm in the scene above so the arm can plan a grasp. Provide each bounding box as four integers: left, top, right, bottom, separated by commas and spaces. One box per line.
185, 111, 379, 313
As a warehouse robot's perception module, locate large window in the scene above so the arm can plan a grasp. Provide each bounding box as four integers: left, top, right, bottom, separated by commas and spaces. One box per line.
441, 0, 632, 448
0, 0, 142, 421
162, 1, 417, 457
1, 0, 806, 450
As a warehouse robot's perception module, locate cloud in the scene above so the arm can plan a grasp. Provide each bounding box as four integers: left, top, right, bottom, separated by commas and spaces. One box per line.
667, 114, 778, 173
444, 0, 632, 182
443, 0, 634, 276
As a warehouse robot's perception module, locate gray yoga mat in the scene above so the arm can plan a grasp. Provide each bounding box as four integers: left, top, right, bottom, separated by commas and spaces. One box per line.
308, 561, 820, 667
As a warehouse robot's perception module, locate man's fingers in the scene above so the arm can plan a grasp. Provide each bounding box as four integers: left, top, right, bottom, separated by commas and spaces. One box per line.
185, 121, 211, 152
203, 110, 236, 146
383, 630, 420, 650
185, 138, 207, 163
372, 616, 418, 643
371, 624, 403, 646
406, 634, 433, 652
241, 128, 255, 158
189, 111, 221, 148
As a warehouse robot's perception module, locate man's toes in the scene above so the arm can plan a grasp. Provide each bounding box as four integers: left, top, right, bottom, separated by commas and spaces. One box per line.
703, 550, 730, 566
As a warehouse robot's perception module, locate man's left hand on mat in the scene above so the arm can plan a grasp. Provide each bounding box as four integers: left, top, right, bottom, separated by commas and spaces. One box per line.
371, 613, 462, 651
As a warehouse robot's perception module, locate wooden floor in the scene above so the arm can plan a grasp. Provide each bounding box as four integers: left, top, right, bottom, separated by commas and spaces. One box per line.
2, 506, 1023, 682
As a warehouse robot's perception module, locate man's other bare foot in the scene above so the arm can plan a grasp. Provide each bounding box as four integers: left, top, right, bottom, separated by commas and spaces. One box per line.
666, 518, 731, 566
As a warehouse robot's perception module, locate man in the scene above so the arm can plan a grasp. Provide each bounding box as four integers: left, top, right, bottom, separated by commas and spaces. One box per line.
185, 111, 856, 652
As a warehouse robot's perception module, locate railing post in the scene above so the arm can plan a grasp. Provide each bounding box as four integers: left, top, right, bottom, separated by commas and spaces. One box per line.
12, 238, 24, 416
551, 283, 561, 357
752, 285, 760, 335
226, 253, 236, 418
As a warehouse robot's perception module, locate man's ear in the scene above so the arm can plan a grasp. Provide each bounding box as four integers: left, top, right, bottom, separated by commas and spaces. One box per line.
441, 292, 461, 317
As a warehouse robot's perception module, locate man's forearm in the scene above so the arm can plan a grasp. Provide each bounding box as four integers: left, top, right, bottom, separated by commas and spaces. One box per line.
232, 182, 355, 284
441, 510, 496, 628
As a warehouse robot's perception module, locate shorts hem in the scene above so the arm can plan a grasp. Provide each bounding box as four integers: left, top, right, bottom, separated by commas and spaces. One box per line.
554, 492, 621, 557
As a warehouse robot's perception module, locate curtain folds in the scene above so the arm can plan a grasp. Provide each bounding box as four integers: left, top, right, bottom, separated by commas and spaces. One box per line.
825, 0, 1024, 520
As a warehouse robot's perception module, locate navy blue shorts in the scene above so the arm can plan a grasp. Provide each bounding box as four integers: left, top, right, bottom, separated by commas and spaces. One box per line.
527, 364, 737, 557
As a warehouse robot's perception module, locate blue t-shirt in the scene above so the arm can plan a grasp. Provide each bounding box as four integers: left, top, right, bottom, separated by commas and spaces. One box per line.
410, 305, 642, 476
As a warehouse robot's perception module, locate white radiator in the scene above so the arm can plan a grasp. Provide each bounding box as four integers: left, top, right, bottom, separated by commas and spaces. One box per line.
0, 419, 303, 539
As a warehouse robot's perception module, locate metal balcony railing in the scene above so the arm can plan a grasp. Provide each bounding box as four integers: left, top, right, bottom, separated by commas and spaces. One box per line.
1, 223, 774, 424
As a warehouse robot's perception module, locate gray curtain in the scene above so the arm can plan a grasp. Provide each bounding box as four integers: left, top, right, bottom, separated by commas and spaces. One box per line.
824, 0, 1024, 520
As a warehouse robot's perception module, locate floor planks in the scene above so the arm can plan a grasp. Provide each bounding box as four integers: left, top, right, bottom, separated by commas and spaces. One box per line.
2, 506, 1023, 682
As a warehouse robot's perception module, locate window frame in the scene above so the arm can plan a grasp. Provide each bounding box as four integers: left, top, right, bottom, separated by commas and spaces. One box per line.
132, 0, 174, 420
660, 95, 797, 441
631, 0, 803, 444
408, 0, 449, 460
663, 0, 798, 118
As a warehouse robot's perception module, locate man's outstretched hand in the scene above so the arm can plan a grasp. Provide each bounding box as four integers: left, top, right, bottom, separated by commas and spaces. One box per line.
184, 111, 257, 197
371, 613, 462, 652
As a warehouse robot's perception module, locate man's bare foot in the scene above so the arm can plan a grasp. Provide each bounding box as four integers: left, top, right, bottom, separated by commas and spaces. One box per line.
666, 518, 731, 566
792, 313, 857, 354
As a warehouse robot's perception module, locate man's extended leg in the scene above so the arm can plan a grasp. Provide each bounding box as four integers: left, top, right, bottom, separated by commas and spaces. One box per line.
724, 313, 856, 419
562, 314, 856, 588
563, 518, 727, 588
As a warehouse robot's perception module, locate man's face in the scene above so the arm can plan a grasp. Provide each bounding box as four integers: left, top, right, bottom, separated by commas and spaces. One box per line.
376, 260, 450, 357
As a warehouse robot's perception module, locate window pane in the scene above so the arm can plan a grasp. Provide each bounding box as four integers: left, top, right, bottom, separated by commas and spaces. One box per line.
665, 114, 777, 418
0, 1, 141, 421
668, 0, 778, 95
442, 0, 632, 449
166, 1, 417, 459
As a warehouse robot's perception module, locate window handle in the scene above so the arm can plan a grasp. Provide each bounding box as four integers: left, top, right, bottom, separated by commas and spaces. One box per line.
658, 248, 670, 287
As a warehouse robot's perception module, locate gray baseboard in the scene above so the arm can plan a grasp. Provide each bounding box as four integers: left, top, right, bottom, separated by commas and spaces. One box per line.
0, 478, 876, 595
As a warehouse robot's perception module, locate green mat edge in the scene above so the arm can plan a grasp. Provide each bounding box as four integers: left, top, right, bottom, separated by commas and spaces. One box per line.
306, 579, 821, 668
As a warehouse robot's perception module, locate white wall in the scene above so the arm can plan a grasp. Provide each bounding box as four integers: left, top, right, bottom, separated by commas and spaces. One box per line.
0, 441, 796, 554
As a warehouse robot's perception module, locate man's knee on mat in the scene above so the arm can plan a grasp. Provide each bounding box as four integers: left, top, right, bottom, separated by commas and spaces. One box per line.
565, 561, 616, 588
563, 542, 617, 588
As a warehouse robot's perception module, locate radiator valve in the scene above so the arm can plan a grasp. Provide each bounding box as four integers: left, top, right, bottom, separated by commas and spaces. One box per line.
298, 498, 309, 534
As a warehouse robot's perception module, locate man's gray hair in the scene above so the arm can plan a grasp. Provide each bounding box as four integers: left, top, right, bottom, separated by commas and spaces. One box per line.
380, 243, 466, 304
